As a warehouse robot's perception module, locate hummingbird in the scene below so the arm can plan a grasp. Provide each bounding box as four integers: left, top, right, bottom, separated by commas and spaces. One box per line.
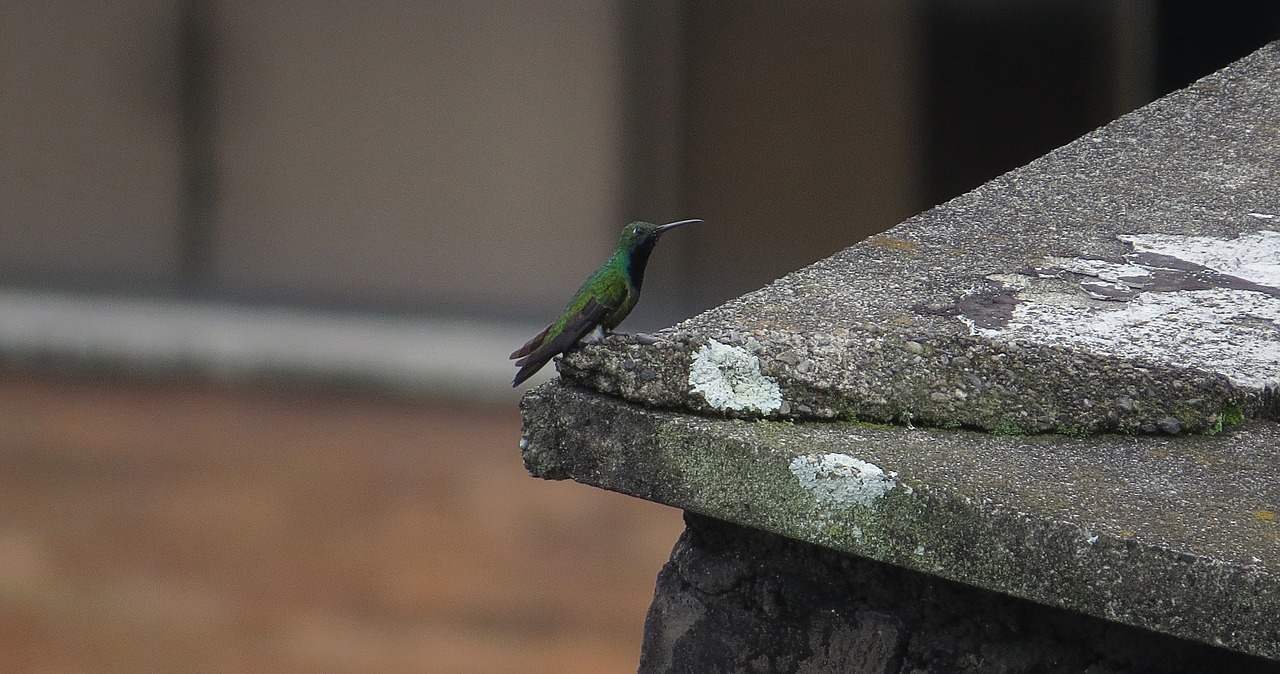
510, 219, 701, 386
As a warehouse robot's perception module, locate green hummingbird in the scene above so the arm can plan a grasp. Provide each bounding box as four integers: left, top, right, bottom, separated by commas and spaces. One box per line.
510, 219, 701, 386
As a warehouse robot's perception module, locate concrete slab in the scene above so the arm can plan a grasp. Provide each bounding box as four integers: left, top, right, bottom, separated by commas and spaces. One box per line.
519, 42, 1280, 662
521, 383, 1280, 659
557, 42, 1280, 435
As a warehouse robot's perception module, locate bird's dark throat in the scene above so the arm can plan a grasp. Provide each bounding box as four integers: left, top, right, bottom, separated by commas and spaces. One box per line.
626, 236, 661, 291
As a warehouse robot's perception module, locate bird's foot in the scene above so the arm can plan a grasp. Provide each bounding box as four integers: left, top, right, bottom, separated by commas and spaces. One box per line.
600, 329, 661, 345
583, 329, 660, 346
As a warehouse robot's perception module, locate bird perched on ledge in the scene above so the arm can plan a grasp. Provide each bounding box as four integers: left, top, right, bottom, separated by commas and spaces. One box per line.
511, 219, 701, 386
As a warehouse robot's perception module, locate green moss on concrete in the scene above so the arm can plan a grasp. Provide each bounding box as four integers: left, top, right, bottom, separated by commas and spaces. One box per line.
990, 421, 1029, 436
1201, 402, 1248, 436
1222, 402, 1246, 427
653, 420, 814, 527
651, 416, 1079, 600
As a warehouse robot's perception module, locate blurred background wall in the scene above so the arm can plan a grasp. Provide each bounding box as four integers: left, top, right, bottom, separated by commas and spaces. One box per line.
0, 3, 1278, 672
2, 1, 1278, 366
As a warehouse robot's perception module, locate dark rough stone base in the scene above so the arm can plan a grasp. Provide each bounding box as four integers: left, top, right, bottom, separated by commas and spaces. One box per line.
640, 513, 1279, 674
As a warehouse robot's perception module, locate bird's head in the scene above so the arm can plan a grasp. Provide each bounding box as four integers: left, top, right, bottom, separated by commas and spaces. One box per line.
618, 219, 701, 252
615, 218, 701, 289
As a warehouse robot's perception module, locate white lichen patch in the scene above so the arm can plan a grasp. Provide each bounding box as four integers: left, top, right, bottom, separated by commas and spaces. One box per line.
965, 229, 1280, 389
788, 453, 895, 507
688, 340, 783, 413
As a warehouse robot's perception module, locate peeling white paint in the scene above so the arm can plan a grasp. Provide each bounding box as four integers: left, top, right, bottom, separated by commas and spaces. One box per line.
1044, 256, 1153, 288
688, 340, 783, 413
979, 286, 1280, 388
1120, 230, 1280, 288
965, 230, 1280, 389
788, 453, 895, 507
986, 273, 1036, 290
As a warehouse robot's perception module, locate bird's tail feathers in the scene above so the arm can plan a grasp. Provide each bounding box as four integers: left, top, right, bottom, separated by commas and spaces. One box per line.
512, 351, 556, 386
509, 325, 551, 360
510, 298, 609, 387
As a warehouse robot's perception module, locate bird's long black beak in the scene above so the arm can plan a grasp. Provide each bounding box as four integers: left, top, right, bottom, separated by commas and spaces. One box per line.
654, 218, 702, 234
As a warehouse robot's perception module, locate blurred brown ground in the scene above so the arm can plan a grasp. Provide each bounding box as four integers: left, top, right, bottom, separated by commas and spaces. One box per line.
0, 372, 683, 673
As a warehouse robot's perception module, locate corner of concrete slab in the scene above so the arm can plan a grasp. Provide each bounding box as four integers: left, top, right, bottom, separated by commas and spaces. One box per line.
518, 41, 1280, 665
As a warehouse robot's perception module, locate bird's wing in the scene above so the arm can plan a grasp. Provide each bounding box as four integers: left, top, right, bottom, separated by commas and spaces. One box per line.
511, 298, 610, 386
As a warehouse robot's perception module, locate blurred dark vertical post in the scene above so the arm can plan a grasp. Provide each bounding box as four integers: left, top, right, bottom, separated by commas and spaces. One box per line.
620, 0, 688, 221
921, 0, 1118, 205
1154, 2, 1280, 95
176, 0, 217, 293
618, 0, 696, 324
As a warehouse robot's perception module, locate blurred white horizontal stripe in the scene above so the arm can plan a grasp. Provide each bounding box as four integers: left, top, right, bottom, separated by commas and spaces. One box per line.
0, 288, 552, 402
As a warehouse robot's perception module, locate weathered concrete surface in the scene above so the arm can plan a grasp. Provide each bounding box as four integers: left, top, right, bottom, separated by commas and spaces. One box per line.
557, 42, 1280, 435
520, 383, 1280, 660
640, 513, 1279, 674
519, 43, 1280, 668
